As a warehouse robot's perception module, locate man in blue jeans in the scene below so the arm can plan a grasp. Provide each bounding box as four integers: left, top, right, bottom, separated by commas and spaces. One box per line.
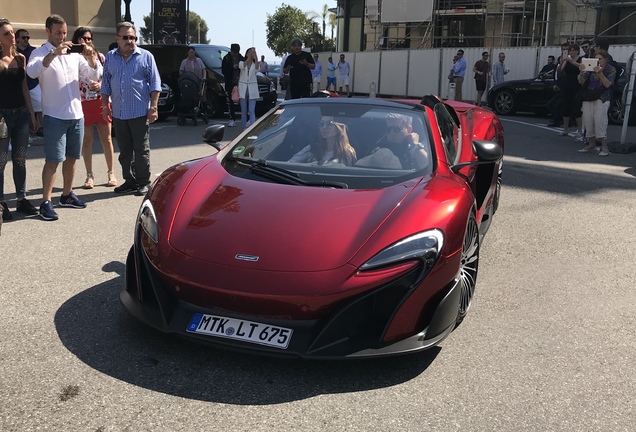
101, 21, 161, 196
27, 14, 100, 221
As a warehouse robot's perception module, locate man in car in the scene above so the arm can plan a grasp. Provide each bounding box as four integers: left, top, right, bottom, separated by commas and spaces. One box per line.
368, 113, 428, 171
540, 56, 557, 76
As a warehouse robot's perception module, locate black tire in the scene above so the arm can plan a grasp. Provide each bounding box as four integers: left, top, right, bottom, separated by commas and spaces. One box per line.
157, 113, 170, 122
493, 90, 516, 115
456, 214, 479, 326
177, 116, 186, 126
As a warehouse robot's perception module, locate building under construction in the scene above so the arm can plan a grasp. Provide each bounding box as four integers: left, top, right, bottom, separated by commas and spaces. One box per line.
335, 0, 636, 50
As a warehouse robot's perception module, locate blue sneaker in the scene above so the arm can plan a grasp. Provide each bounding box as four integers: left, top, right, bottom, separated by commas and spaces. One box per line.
59, 191, 87, 209
39, 200, 59, 221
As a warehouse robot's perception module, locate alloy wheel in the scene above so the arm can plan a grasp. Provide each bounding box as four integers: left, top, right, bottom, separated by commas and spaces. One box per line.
457, 215, 479, 324
494, 91, 515, 115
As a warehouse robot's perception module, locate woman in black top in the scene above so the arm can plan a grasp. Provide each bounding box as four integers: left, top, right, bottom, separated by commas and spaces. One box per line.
0, 18, 38, 221
556, 44, 583, 139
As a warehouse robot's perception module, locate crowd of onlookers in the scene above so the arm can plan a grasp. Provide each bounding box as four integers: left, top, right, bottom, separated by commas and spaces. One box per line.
0, 14, 161, 235
446, 38, 622, 156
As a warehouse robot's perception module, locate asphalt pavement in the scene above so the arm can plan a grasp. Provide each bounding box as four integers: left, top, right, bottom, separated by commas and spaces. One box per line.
1, 110, 635, 431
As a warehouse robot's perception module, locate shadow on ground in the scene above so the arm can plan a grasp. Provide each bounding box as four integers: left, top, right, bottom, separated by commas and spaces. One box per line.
54, 261, 439, 404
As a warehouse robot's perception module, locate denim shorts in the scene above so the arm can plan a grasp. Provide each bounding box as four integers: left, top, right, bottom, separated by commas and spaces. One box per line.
42, 115, 84, 162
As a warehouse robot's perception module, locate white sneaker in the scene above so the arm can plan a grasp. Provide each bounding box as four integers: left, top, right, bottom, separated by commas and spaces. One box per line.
228, 120, 236, 127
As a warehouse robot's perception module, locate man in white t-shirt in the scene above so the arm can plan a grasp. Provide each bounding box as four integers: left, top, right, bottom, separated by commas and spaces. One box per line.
337, 53, 351, 97
26, 14, 100, 221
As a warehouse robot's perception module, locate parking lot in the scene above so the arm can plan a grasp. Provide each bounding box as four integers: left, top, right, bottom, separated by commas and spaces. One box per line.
1, 112, 635, 431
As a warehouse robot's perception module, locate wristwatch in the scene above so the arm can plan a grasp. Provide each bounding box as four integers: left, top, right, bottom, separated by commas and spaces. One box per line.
149, 106, 158, 112
49, 48, 56, 56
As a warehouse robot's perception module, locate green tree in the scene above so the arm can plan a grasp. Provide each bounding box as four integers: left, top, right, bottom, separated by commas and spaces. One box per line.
306, 5, 337, 52
139, 11, 209, 44
188, 11, 210, 44
266, 4, 314, 56
329, 10, 337, 41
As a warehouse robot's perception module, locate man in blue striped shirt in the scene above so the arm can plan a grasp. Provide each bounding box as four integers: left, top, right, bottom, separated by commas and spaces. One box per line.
101, 22, 161, 196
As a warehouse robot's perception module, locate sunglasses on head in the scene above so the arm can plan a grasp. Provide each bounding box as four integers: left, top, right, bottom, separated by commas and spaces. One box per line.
119, 35, 137, 41
319, 120, 335, 127
386, 125, 405, 134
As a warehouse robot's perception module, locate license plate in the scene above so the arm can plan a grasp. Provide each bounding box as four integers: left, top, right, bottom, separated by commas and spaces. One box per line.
186, 313, 293, 349
158, 99, 166, 106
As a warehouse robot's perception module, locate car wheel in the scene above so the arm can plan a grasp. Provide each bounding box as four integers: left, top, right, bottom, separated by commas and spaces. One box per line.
493, 160, 503, 214
456, 213, 479, 326
177, 116, 186, 126
608, 97, 624, 125
493, 90, 516, 115
157, 113, 169, 122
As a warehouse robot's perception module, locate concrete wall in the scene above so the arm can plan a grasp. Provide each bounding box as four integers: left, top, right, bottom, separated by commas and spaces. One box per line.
315, 45, 636, 99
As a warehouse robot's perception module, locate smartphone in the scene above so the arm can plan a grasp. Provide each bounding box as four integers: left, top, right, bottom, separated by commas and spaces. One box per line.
67, 44, 84, 54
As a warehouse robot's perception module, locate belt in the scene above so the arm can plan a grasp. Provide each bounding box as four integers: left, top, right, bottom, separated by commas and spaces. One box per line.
1, 105, 29, 114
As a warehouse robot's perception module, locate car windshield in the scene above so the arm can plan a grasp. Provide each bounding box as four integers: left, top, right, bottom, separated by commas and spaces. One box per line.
193, 45, 228, 70
221, 101, 434, 189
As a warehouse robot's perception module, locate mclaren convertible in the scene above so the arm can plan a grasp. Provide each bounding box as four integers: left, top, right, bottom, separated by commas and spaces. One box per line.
122, 96, 504, 358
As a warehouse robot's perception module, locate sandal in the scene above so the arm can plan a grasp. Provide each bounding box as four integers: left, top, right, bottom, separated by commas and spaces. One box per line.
83, 173, 94, 189
106, 171, 118, 187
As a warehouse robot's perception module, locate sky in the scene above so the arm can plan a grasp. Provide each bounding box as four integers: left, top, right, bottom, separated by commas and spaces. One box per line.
130, 0, 337, 64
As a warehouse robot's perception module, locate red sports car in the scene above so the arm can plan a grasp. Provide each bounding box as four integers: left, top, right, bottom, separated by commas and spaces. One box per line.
122, 96, 504, 358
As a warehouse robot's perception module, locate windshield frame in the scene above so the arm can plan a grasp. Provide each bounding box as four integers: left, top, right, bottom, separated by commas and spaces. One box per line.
219, 100, 436, 188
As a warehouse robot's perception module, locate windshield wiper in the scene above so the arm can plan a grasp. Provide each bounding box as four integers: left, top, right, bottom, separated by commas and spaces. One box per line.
226, 157, 348, 189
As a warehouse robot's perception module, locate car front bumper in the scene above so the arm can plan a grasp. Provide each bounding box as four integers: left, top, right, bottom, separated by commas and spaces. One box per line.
122, 233, 461, 359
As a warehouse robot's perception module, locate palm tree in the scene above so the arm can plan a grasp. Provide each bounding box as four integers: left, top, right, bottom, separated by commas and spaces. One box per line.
329, 9, 337, 41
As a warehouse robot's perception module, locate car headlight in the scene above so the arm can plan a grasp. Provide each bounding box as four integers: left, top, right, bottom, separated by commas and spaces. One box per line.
220, 82, 226, 91
360, 230, 444, 277
270, 81, 276, 92
138, 200, 158, 243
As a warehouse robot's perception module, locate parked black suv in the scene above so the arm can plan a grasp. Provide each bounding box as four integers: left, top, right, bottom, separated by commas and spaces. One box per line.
142, 44, 277, 118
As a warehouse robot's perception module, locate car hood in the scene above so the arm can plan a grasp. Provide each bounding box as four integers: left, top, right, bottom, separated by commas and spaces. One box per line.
168, 164, 421, 272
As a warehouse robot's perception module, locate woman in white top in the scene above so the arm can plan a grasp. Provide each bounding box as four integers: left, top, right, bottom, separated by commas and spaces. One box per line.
238, 47, 259, 129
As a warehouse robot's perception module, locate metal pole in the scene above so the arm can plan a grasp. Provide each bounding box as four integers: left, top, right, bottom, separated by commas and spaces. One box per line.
531, 0, 538, 46
543, 0, 548, 46
500, 2, 505, 47
620, 51, 636, 144
544, 2, 550, 46
123, 0, 132, 22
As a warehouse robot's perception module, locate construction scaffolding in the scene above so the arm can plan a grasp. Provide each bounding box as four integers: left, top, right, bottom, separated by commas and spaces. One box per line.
361, 0, 633, 50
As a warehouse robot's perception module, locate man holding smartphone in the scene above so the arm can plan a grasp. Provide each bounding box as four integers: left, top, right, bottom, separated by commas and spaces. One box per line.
27, 14, 100, 221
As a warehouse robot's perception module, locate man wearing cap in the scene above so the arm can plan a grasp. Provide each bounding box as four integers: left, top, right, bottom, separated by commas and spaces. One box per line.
283, 38, 315, 99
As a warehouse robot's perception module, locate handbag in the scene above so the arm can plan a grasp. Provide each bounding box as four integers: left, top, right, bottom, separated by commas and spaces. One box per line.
575, 75, 605, 103
579, 87, 604, 102
231, 86, 239, 103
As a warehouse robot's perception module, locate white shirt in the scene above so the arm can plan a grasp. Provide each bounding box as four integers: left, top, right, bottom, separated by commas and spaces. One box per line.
26, 42, 100, 120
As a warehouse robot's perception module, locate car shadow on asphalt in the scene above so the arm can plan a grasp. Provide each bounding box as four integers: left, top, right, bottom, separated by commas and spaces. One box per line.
54, 261, 440, 404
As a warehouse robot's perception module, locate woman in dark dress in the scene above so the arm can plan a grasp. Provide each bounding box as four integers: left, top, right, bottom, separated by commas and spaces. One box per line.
556, 43, 584, 139
0, 18, 39, 221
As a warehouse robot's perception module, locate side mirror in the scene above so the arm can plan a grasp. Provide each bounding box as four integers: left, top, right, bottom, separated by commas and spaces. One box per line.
202, 124, 225, 150
451, 140, 502, 173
